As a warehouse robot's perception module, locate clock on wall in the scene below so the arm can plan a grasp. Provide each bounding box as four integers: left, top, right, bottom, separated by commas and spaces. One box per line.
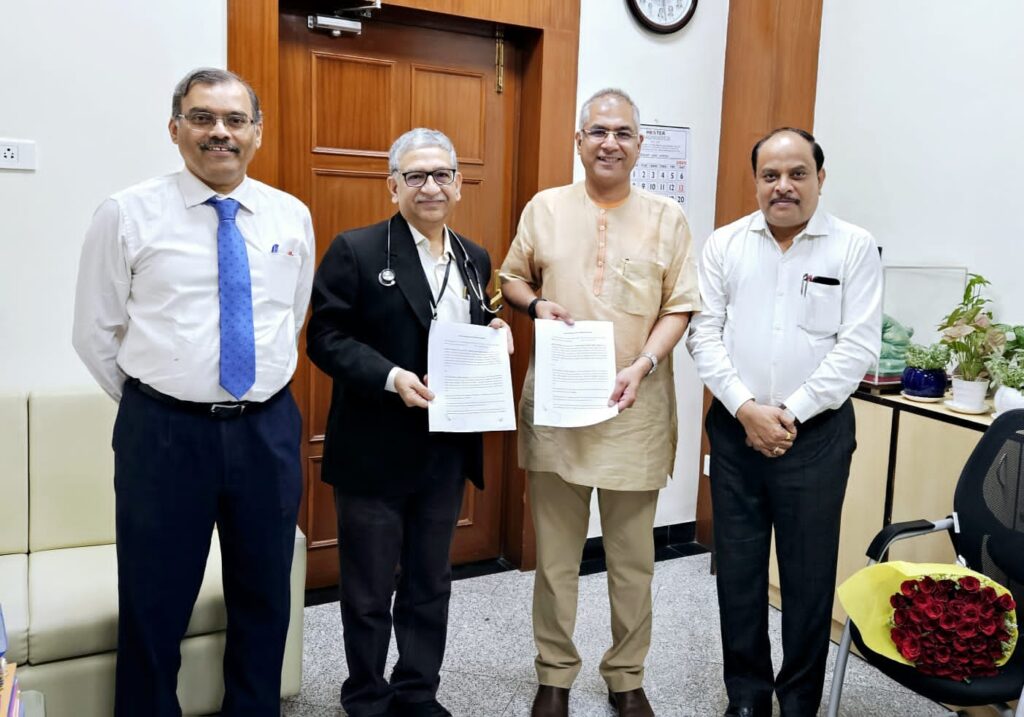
626, 0, 698, 35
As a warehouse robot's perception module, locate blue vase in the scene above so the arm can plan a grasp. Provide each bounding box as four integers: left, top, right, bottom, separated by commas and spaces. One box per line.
901, 367, 947, 398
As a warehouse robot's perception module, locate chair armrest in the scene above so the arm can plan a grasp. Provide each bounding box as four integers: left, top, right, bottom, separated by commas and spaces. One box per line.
865, 517, 955, 562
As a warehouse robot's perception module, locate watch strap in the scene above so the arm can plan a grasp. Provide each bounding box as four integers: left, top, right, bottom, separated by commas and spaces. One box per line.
528, 297, 545, 320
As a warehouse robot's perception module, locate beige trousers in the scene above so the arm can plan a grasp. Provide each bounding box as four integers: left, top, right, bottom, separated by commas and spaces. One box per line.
529, 470, 660, 692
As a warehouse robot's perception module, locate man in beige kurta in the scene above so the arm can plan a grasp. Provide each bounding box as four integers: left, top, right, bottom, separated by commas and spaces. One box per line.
500, 88, 700, 717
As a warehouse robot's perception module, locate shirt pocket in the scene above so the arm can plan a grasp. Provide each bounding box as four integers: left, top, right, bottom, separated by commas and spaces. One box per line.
612, 258, 662, 316
265, 253, 302, 305
799, 281, 842, 335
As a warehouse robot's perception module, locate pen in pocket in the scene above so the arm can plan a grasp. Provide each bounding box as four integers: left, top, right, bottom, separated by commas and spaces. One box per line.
801, 274, 840, 295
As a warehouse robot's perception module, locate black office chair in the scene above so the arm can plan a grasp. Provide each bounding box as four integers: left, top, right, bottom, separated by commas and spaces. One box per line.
827, 409, 1024, 717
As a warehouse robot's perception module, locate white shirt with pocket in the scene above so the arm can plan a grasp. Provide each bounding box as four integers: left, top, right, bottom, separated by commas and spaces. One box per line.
73, 168, 315, 402
687, 207, 882, 423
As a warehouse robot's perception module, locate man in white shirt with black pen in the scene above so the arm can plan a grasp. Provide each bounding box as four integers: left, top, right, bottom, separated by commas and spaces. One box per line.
687, 128, 882, 717
73, 68, 314, 717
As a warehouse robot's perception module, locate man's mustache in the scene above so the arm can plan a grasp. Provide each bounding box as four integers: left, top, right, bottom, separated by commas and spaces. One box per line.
199, 141, 241, 154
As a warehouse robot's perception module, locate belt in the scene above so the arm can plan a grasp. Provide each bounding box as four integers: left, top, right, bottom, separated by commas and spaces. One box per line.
127, 378, 283, 419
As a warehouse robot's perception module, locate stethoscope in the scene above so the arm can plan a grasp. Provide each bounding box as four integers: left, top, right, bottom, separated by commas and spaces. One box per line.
378, 215, 501, 316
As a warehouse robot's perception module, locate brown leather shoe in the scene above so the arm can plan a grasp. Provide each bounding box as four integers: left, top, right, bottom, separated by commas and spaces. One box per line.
531, 685, 570, 717
608, 687, 655, 717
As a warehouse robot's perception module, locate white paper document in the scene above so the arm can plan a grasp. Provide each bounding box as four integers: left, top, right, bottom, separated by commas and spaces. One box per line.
533, 319, 619, 428
427, 321, 516, 433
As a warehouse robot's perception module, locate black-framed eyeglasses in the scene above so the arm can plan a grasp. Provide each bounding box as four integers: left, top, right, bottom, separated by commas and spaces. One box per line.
582, 127, 639, 143
176, 111, 258, 132
399, 168, 457, 188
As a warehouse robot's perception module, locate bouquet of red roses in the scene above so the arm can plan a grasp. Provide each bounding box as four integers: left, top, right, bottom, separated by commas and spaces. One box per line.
838, 561, 1019, 682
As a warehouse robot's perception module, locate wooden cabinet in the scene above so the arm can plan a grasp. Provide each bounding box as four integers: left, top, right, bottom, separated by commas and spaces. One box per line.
768, 394, 990, 640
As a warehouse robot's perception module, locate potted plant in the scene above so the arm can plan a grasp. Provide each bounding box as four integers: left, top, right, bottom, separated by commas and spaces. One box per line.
901, 343, 950, 399
987, 355, 1024, 415
937, 274, 1006, 409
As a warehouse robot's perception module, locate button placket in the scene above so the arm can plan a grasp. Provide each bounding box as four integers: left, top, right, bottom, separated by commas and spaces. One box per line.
593, 209, 608, 296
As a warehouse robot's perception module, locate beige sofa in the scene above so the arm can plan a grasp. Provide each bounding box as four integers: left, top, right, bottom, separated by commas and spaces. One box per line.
0, 391, 306, 717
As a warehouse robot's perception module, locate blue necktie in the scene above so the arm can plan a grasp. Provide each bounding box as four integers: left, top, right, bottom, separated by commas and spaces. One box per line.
207, 198, 255, 399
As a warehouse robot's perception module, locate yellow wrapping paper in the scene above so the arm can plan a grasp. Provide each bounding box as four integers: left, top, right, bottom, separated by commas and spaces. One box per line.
837, 561, 1018, 667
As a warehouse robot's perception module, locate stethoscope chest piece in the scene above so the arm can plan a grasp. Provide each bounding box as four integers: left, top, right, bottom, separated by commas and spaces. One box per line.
378, 267, 396, 287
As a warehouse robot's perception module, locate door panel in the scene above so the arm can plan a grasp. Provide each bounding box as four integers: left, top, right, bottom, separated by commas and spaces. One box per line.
280, 11, 518, 587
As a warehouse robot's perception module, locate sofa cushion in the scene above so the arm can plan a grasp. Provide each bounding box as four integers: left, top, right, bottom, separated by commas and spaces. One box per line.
0, 393, 28, 554
28, 534, 227, 664
29, 391, 118, 552
0, 553, 28, 663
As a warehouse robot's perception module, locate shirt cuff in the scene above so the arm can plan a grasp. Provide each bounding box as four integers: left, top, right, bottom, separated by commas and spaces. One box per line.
721, 383, 756, 417
385, 367, 400, 393
782, 387, 817, 424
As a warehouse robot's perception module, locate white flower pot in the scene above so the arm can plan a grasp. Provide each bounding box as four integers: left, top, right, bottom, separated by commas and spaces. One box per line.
994, 385, 1024, 415
951, 377, 989, 410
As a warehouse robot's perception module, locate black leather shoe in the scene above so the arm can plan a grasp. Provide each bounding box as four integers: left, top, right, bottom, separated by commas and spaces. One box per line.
608, 687, 655, 716
394, 700, 452, 717
531, 685, 570, 717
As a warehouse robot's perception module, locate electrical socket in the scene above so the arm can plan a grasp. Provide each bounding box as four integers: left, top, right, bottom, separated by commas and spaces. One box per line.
0, 139, 37, 171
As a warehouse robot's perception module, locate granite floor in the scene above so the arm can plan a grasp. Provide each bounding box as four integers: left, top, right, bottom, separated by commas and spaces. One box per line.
281, 553, 951, 716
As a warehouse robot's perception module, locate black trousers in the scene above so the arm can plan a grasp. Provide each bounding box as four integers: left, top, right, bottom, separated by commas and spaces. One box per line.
113, 380, 302, 717
333, 449, 466, 717
707, 399, 855, 717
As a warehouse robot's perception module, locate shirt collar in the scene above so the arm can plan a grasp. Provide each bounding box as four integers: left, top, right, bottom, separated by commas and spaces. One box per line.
408, 222, 453, 261
177, 168, 257, 214
751, 205, 829, 241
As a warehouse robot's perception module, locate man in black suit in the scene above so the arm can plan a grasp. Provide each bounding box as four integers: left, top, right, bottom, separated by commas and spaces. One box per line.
307, 128, 512, 717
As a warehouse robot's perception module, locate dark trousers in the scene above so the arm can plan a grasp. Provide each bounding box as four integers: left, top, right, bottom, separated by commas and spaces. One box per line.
334, 450, 466, 717
707, 399, 855, 717
113, 380, 302, 717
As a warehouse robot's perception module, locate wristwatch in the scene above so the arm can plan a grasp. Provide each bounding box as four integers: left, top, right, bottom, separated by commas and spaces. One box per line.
638, 351, 658, 376
527, 297, 545, 320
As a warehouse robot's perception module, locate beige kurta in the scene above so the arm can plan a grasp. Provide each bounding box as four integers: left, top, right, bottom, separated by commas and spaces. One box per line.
500, 182, 700, 490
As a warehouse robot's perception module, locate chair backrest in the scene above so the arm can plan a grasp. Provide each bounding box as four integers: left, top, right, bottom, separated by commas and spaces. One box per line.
28, 391, 118, 551
0, 393, 28, 555
953, 409, 1024, 601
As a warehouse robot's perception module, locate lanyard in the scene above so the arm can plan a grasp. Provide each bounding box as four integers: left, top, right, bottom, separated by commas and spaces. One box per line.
428, 254, 453, 320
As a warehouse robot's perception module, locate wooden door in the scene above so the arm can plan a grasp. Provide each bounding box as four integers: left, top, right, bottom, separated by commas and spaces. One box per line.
279, 11, 519, 588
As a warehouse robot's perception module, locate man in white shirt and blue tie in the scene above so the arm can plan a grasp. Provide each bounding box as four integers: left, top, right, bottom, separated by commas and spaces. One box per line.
73, 67, 314, 717
687, 128, 882, 717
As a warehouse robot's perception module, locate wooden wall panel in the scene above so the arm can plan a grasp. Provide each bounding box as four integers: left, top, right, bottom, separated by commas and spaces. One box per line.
312, 54, 395, 154
696, 0, 824, 549
411, 66, 486, 164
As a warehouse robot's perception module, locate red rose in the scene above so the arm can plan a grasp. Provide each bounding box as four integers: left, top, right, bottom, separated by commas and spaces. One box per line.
960, 604, 982, 622
900, 636, 922, 661
909, 608, 925, 624
996, 593, 1016, 611
890, 594, 909, 609
959, 576, 981, 592
979, 618, 998, 636
901, 580, 918, 597
981, 586, 998, 603
934, 645, 951, 664
919, 576, 937, 594
938, 579, 956, 593
957, 623, 978, 639
924, 602, 944, 620
940, 613, 959, 631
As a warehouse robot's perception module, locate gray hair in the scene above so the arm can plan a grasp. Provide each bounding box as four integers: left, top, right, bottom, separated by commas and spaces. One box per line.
172, 67, 262, 121
387, 128, 458, 173
578, 88, 641, 130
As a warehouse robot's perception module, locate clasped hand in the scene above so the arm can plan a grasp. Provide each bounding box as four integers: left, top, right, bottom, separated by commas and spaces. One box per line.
736, 401, 797, 458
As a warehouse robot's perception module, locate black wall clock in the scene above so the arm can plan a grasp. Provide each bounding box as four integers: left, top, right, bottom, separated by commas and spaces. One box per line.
626, 0, 698, 35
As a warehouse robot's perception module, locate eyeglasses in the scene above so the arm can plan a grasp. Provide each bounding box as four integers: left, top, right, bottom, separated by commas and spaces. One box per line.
581, 127, 639, 143
398, 168, 457, 188
176, 111, 257, 132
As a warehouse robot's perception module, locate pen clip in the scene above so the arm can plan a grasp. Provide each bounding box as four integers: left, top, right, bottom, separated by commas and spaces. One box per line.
801, 273, 809, 296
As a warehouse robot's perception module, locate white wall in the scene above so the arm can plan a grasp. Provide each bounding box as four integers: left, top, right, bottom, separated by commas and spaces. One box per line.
0, 1, 227, 394
575, 0, 729, 535
815, 0, 1024, 324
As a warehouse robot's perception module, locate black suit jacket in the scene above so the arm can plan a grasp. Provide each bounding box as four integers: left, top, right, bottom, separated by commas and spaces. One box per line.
307, 214, 493, 496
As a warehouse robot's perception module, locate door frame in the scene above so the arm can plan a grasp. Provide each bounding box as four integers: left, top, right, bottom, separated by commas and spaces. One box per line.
227, 0, 582, 571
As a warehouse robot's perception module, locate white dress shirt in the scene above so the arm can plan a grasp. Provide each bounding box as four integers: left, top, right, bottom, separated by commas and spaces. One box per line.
687, 208, 882, 422
385, 224, 471, 391
73, 168, 315, 402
